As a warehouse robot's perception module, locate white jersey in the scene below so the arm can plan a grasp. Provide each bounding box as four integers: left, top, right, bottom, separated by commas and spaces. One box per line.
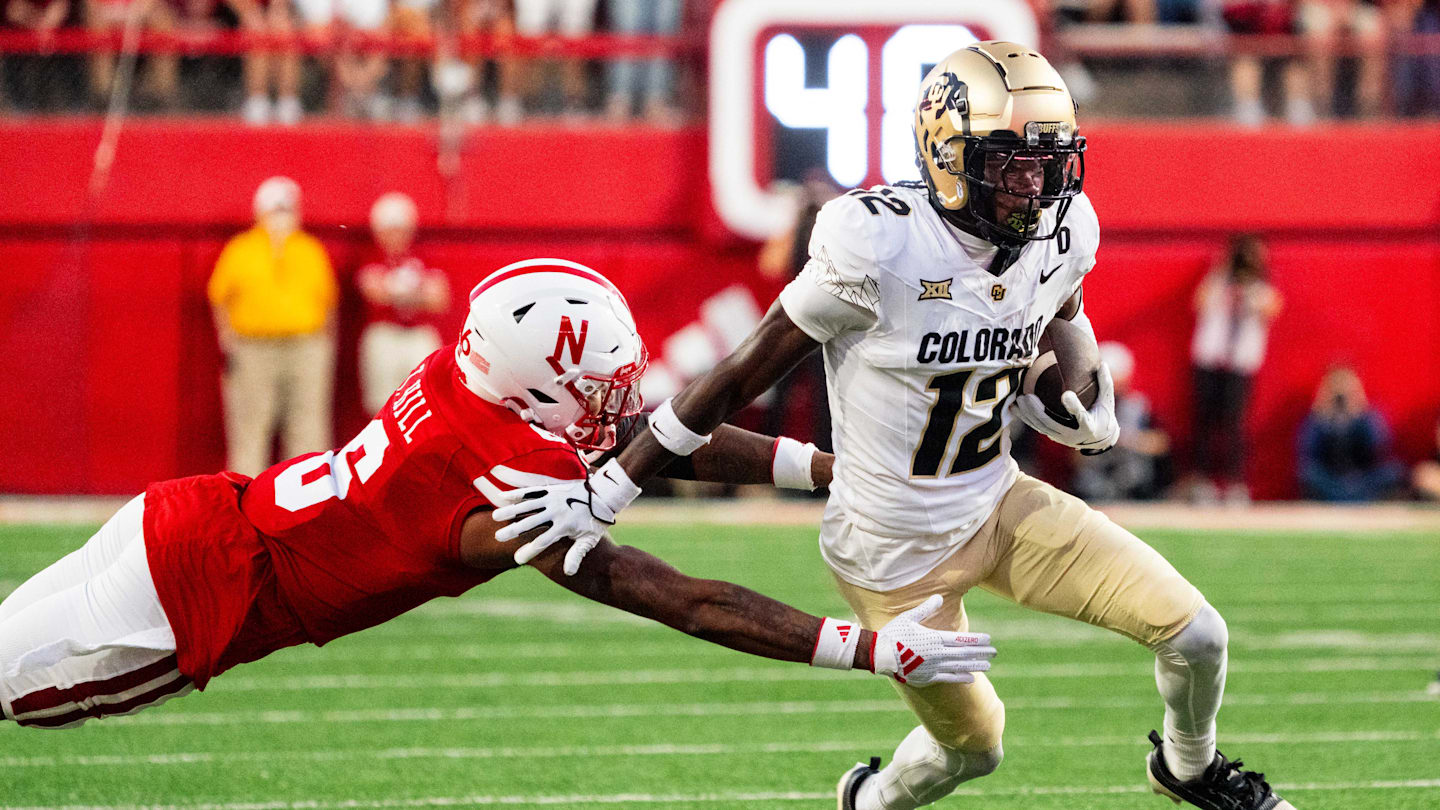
778, 183, 1099, 590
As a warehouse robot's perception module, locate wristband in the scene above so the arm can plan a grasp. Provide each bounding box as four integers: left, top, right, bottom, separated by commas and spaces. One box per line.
589, 458, 642, 515
649, 398, 712, 457
772, 437, 818, 491
810, 617, 860, 670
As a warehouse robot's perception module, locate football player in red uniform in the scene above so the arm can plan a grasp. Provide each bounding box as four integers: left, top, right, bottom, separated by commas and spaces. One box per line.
0, 258, 996, 731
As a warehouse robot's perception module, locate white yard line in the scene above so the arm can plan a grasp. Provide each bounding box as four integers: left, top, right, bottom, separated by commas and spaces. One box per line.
7, 495, 1440, 531
109, 691, 1437, 728
212, 656, 1440, 693
305, 627, 1440, 663
7, 779, 1440, 810
5, 730, 1439, 770
403, 598, 1440, 625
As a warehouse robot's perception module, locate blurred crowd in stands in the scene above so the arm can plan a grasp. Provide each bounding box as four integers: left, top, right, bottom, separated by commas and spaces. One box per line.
0, 0, 688, 123
5, 0, 1440, 120
1043, 0, 1440, 121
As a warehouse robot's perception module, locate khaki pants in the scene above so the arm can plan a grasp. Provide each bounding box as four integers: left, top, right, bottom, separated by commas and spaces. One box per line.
222, 334, 335, 476
832, 474, 1204, 753
358, 322, 442, 415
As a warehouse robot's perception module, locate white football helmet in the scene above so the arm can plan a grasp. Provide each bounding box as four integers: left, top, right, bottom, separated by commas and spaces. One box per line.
456, 259, 647, 451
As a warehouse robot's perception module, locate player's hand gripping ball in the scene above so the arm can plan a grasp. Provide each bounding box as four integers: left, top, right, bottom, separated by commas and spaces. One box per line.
1014, 318, 1119, 454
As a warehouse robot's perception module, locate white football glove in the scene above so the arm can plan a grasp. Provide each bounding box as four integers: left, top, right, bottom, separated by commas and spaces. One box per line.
872, 595, 997, 686
489, 459, 640, 575
1013, 362, 1121, 455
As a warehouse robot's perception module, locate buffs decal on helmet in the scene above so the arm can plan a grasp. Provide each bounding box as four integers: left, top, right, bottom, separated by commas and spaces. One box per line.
912, 42, 1086, 248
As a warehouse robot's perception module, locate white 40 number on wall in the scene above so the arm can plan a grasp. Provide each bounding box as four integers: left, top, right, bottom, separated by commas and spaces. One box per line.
711, 0, 1038, 239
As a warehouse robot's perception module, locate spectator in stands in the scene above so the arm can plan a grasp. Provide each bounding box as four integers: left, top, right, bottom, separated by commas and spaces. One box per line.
241, 0, 304, 124
1393, 0, 1440, 116
1297, 0, 1388, 119
758, 172, 839, 454
356, 192, 450, 414
1188, 233, 1283, 504
287, 0, 392, 119
604, 0, 682, 124
1297, 365, 1405, 501
512, 0, 596, 120
1411, 414, 1440, 500
3, 0, 68, 43
1223, 0, 1316, 125
443, 0, 522, 124
208, 177, 338, 476
386, 0, 446, 121
1072, 342, 1173, 502
3, 0, 72, 110
83, 0, 180, 110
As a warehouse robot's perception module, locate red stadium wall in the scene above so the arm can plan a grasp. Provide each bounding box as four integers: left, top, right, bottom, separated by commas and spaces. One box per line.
1, 121, 1438, 497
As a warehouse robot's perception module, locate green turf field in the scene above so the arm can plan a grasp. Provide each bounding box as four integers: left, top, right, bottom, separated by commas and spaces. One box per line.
1, 522, 1437, 809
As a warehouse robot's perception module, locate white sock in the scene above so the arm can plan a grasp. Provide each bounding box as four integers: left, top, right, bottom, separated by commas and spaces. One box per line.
857, 726, 1002, 810
1150, 602, 1229, 782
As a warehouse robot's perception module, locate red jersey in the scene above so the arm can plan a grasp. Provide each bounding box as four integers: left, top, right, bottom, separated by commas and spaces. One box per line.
357, 252, 448, 329
144, 346, 586, 688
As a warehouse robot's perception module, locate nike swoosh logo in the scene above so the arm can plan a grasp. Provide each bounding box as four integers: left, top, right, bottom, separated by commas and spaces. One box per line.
1039, 264, 1061, 284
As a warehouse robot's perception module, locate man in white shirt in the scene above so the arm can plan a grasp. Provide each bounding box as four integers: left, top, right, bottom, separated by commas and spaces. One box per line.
494, 42, 1292, 810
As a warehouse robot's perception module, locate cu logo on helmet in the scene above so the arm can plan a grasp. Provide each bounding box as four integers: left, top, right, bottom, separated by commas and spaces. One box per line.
929, 72, 967, 120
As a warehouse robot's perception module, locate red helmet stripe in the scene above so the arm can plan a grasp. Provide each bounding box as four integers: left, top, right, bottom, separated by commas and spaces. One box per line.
469, 264, 624, 303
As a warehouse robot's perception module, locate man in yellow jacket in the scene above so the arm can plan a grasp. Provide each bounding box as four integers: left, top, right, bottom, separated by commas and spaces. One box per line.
208, 176, 338, 476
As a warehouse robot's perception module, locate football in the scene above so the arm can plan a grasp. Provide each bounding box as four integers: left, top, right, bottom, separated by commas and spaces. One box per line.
1021, 317, 1101, 422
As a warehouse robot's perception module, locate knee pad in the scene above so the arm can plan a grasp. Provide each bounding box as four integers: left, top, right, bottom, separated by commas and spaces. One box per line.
1158, 602, 1228, 668
881, 727, 1004, 809
954, 742, 1003, 778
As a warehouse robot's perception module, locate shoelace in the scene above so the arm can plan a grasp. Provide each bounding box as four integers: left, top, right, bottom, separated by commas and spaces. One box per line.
1218, 757, 1273, 804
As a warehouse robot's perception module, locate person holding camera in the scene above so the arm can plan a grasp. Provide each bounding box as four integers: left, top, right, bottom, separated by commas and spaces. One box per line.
1296, 365, 1405, 502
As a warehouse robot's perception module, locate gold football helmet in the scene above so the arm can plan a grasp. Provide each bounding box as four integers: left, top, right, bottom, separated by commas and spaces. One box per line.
913, 42, 1085, 247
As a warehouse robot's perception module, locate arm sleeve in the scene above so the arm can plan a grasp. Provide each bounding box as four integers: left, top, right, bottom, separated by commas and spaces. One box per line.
592, 413, 697, 479
778, 276, 879, 344
776, 196, 883, 343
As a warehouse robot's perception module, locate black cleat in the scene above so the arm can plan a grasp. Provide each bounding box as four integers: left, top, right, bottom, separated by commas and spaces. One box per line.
1146, 730, 1295, 810
836, 756, 882, 810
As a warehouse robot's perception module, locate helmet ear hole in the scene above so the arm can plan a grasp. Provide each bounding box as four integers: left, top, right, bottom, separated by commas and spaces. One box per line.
527, 388, 558, 404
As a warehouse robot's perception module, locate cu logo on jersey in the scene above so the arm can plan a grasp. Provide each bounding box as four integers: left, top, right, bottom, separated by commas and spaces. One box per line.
547, 316, 590, 375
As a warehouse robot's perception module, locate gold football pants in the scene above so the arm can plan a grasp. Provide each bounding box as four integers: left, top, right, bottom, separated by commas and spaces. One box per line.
833, 473, 1205, 753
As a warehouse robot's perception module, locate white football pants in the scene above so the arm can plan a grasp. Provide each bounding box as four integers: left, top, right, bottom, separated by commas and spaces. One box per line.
0, 494, 190, 729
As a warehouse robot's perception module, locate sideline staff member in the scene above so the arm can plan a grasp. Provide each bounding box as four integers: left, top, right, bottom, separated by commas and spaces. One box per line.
209, 176, 338, 476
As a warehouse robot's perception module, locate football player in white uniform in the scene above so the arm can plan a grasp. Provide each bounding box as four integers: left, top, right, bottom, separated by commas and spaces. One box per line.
493, 43, 1293, 810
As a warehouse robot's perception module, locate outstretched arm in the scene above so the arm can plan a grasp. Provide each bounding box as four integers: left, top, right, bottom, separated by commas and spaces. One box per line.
459, 509, 993, 682
599, 415, 834, 489
617, 303, 821, 487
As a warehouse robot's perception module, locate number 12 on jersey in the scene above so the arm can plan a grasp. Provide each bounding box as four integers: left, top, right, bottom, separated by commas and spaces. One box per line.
911, 368, 1023, 478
